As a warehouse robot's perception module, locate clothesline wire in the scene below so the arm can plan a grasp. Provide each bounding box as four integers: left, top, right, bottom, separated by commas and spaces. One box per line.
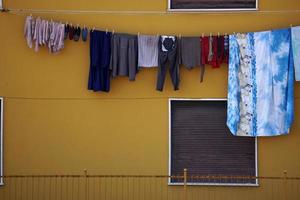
4, 7, 299, 36
1, 96, 187, 100
2, 8, 300, 15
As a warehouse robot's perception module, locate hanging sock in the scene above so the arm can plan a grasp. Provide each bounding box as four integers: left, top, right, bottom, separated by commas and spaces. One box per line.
227, 29, 294, 137
291, 26, 300, 81
73, 26, 81, 42
24, 15, 34, 49
201, 36, 209, 65
82, 27, 88, 42
64, 24, 70, 40
69, 25, 74, 40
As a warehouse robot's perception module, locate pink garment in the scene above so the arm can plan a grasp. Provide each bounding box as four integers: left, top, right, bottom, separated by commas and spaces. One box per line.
33, 17, 42, 52
25, 16, 65, 54
48, 22, 65, 53
24, 16, 33, 48
42, 20, 49, 45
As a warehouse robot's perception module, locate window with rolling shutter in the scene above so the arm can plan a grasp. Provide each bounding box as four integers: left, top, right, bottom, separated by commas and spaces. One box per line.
168, 0, 258, 11
169, 99, 257, 186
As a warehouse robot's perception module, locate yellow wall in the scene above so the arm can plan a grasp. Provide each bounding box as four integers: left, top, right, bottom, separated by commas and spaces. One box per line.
0, 0, 300, 179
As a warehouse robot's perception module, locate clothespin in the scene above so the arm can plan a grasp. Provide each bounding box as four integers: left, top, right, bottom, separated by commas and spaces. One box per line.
290, 24, 293, 28
179, 34, 182, 38
218, 32, 220, 37
113, 29, 115, 34
202, 33, 204, 38
209, 33, 212, 37
138, 32, 140, 36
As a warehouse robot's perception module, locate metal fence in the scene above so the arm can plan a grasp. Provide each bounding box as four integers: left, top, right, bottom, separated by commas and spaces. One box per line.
0, 170, 299, 200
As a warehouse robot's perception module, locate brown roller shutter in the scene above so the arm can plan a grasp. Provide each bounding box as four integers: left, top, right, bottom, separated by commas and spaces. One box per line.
170, 100, 256, 184
170, 0, 257, 9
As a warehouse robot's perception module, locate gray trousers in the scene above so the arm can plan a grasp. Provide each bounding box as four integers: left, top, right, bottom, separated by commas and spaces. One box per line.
156, 37, 180, 91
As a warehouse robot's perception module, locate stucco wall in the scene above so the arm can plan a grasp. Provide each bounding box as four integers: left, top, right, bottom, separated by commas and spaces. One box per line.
0, 0, 300, 179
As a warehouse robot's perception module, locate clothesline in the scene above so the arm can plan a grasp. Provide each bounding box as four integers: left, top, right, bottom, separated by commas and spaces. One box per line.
4, 8, 299, 36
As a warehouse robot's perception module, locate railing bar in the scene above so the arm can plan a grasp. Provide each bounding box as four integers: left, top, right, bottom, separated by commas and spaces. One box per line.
71, 177, 74, 200
110, 176, 112, 200
137, 176, 140, 200
44, 176, 47, 200
77, 177, 80, 200
94, 176, 97, 200
49, 177, 52, 200
98, 177, 101, 200
55, 176, 58, 200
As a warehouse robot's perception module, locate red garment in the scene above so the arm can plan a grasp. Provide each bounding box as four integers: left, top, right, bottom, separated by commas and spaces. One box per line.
201, 36, 209, 65
210, 36, 219, 68
201, 36, 228, 68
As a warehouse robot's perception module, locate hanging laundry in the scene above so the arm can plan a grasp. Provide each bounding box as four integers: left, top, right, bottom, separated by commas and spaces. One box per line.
210, 36, 218, 68
180, 37, 205, 82
210, 35, 228, 68
82, 27, 88, 42
69, 25, 74, 40
291, 26, 300, 81
64, 24, 70, 40
208, 35, 214, 62
201, 36, 209, 65
48, 22, 65, 53
88, 30, 112, 92
33, 17, 42, 52
110, 33, 138, 81
24, 16, 65, 54
227, 28, 294, 137
156, 36, 180, 91
73, 26, 81, 42
42, 20, 49, 45
24, 15, 34, 48
224, 35, 229, 63
138, 35, 159, 68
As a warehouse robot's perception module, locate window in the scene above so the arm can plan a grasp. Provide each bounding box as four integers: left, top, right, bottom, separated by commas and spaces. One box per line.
0, 97, 3, 185
169, 99, 257, 186
168, 0, 258, 11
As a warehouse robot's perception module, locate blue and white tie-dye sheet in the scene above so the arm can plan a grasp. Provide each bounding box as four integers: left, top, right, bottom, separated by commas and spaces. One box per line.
291, 26, 300, 81
227, 28, 294, 137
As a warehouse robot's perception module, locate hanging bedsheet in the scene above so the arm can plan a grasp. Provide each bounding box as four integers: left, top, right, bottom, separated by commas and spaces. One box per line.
227, 28, 294, 137
291, 26, 300, 81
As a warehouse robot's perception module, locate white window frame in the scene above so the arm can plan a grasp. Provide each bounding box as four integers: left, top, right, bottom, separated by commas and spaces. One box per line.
0, 97, 3, 186
167, 0, 259, 12
168, 98, 258, 186
0, 0, 3, 11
